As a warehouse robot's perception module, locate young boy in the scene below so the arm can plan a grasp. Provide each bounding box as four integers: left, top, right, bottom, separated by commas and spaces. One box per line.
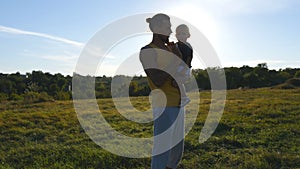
175, 24, 193, 107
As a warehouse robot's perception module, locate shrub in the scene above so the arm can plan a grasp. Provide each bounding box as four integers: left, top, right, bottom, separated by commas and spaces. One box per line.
39, 92, 54, 102
23, 92, 53, 103
9, 93, 23, 101
294, 70, 300, 78
272, 83, 295, 89
0, 93, 8, 101
286, 78, 300, 87
55, 91, 71, 100
272, 78, 300, 89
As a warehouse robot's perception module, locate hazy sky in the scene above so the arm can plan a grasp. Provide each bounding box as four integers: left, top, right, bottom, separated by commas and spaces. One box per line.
1, 0, 300, 76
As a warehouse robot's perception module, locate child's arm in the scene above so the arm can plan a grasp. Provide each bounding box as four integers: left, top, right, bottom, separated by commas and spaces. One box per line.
185, 42, 193, 68
186, 56, 192, 68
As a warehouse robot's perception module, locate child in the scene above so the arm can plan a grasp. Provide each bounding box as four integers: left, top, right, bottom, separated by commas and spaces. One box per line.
175, 24, 193, 107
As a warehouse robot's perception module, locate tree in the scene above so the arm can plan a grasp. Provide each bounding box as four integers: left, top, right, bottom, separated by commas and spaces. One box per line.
129, 81, 139, 96
243, 72, 259, 88
278, 71, 291, 82
225, 67, 243, 89
294, 70, 300, 78
26, 82, 40, 92
49, 84, 59, 96
195, 69, 210, 90
0, 79, 13, 94
257, 63, 268, 69
253, 65, 269, 87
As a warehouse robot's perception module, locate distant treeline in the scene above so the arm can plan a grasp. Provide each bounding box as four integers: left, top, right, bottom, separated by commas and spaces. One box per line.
1, 63, 299, 102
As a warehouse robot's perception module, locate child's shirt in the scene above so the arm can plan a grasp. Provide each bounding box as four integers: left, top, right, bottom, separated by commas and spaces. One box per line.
176, 41, 193, 68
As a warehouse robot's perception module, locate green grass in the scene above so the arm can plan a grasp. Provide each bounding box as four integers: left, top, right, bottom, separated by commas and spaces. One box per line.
0, 88, 299, 168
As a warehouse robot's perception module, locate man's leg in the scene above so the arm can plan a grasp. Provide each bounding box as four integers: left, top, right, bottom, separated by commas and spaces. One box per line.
166, 140, 184, 169
166, 107, 185, 169
151, 107, 181, 169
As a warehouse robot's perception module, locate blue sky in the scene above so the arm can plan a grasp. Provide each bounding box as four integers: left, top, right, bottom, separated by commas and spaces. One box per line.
1, 0, 300, 76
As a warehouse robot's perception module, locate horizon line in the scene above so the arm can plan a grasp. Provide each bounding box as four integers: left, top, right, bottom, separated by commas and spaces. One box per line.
1, 65, 299, 77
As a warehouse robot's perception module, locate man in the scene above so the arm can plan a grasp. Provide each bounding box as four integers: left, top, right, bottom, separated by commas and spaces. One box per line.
139, 13, 185, 169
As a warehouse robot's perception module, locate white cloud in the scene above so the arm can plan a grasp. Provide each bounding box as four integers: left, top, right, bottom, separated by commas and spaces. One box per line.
41, 54, 78, 62
0, 25, 84, 47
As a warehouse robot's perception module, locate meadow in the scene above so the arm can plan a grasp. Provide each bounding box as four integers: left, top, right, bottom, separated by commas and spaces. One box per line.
0, 88, 299, 169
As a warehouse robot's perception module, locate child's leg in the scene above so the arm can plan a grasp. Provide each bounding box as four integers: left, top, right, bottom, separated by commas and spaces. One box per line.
172, 71, 185, 88
179, 83, 190, 107
185, 67, 191, 77
179, 84, 187, 98
177, 65, 185, 74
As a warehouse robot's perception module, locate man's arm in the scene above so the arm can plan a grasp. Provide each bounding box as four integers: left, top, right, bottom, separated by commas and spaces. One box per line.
139, 47, 170, 87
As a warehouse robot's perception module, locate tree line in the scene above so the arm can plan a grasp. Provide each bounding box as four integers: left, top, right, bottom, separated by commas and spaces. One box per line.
0, 63, 299, 102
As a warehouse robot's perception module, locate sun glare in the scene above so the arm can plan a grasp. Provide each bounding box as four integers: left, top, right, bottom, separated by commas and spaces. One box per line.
167, 4, 219, 46
165, 4, 220, 69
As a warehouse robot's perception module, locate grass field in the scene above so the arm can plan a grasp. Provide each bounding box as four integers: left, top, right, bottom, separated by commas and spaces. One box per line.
0, 88, 299, 169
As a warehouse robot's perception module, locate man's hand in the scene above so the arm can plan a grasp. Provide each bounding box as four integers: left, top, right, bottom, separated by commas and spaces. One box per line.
166, 42, 182, 58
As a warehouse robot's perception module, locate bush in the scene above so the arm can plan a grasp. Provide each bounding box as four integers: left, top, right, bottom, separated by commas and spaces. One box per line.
39, 92, 54, 102
286, 78, 300, 87
9, 93, 23, 101
23, 92, 53, 103
272, 78, 300, 89
272, 83, 295, 89
0, 93, 8, 101
55, 91, 71, 100
294, 70, 300, 78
